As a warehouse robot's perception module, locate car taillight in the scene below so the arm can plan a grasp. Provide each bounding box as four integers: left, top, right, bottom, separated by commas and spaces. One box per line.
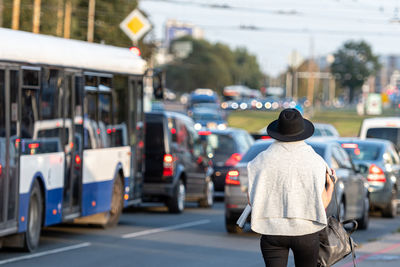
163, 154, 174, 177
367, 164, 386, 183
225, 170, 240, 185
0, 164, 2, 176
225, 153, 242, 166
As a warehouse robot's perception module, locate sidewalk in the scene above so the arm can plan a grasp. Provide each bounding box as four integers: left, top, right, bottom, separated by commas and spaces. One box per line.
334, 232, 400, 267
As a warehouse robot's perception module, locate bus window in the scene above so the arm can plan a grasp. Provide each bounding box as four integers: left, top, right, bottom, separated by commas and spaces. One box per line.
22, 68, 40, 88
85, 93, 99, 149
0, 70, 4, 223
99, 77, 112, 92
0, 70, 5, 138
21, 89, 40, 154
99, 93, 111, 148
41, 69, 61, 120
85, 75, 98, 91
8, 70, 18, 221
113, 75, 129, 147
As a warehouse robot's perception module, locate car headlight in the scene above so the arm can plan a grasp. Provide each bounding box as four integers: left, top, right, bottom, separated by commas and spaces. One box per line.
217, 123, 227, 130
194, 123, 202, 130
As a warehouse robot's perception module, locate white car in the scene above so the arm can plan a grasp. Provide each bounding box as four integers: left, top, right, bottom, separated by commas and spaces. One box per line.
359, 117, 400, 150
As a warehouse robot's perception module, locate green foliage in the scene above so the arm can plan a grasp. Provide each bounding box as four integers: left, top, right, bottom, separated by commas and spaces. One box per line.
331, 40, 381, 102
166, 37, 264, 94
2, 0, 138, 48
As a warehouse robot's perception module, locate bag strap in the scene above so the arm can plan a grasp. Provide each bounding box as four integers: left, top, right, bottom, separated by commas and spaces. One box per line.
329, 173, 341, 220
342, 219, 358, 235
349, 237, 357, 267
329, 172, 357, 267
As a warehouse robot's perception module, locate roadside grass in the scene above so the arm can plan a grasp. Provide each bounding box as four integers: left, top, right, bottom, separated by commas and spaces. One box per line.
228, 109, 400, 137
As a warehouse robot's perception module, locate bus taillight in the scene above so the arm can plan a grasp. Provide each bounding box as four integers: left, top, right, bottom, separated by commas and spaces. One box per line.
75, 155, 81, 165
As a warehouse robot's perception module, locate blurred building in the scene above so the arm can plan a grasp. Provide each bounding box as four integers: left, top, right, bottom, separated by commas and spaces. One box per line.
375, 55, 400, 93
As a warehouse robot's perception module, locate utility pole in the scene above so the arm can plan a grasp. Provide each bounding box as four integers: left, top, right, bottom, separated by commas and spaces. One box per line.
56, 0, 64, 36
307, 36, 315, 106
32, 0, 41, 33
329, 76, 336, 104
87, 0, 96, 42
12, 0, 21, 30
0, 0, 3, 27
64, 0, 72, 39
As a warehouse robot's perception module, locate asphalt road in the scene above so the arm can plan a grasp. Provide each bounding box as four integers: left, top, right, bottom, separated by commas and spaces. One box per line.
1, 201, 400, 267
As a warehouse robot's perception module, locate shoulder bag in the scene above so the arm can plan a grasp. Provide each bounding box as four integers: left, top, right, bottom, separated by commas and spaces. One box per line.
317, 176, 358, 267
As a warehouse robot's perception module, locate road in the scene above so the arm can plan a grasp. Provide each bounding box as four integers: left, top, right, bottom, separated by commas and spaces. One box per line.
1, 201, 400, 267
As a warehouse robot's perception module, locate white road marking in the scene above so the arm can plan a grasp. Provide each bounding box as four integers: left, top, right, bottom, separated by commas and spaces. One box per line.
122, 219, 211, 239
0, 242, 91, 265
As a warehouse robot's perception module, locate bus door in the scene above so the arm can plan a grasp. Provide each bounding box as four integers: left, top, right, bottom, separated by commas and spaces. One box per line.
62, 72, 84, 218
129, 77, 144, 201
0, 67, 19, 234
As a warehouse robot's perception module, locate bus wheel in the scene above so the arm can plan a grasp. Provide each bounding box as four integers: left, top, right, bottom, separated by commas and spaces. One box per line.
24, 180, 43, 252
105, 176, 124, 228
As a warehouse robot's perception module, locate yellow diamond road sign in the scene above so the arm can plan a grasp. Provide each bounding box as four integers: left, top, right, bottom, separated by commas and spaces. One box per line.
120, 9, 151, 42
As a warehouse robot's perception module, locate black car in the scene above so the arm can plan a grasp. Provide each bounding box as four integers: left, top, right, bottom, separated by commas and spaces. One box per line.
143, 111, 214, 213
338, 138, 400, 217
198, 128, 254, 196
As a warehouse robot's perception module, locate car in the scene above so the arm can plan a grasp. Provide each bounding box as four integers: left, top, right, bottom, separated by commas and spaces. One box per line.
359, 117, 400, 150
313, 123, 340, 137
188, 88, 219, 112
198, 128, 254, 197
143, 111, 214, 213
338, 138, 400, 217
191, 108, 228, 130
225, 139, 369, 233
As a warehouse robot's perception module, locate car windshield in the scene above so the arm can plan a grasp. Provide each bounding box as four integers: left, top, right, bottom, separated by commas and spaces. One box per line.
192, 103, 219, 109
191, 98, 216, 105
208, 133, 235, 162
341, 143, 382, 161
193, 113, 223, 121
366, 128, 400, 148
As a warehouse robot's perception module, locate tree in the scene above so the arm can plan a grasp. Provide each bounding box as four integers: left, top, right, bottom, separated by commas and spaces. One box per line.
331, 40, 380, 103
165, 37, 264, 94
233, 47, 264, 89
2, 0, 139, 48
166, 38, 232, 94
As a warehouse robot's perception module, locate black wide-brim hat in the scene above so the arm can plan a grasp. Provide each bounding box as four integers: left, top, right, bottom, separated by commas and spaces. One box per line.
267, 108, 314, 142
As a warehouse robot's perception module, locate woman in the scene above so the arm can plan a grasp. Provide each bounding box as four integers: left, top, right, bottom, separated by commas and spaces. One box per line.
247, 108, 336, 267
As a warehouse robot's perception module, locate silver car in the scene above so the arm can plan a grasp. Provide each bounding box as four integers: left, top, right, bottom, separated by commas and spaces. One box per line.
224, 139, 370, 233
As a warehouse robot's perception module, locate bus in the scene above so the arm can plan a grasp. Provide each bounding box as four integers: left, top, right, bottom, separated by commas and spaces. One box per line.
0, 28, 150, 251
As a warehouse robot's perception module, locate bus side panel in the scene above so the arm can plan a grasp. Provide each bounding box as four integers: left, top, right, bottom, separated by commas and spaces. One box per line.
18, 153, 65, 232
82, 146, 131, 216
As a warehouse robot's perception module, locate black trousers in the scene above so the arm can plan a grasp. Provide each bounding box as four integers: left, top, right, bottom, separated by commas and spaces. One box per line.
260, 231, 320, 267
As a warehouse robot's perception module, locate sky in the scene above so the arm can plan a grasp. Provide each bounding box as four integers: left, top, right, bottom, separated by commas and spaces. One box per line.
140, 0, 400, 76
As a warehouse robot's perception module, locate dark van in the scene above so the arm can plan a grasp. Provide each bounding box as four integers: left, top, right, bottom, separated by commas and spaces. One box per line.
143, 111, 214, 213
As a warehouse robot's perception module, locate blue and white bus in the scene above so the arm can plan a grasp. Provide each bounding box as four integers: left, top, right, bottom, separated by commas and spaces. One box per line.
0, 28, 149, 251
